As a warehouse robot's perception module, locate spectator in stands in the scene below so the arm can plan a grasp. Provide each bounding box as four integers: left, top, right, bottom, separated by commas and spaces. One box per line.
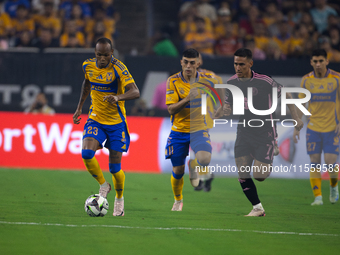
253, 21, 270, 51
0, 10, 12, 48
245, 38, 266, 60
232, 0, 252, 22
31, 0, 59, 15
179, 3, 213, 39
179, 0, 217, 24
144, 27, 179, 57
262, 2, 279, 28
273, 20, 292, 56
214, 7, 238, 39
300, 12, 319, 40
319, 36, 340, 62
11, 5, 35, 38
90, 0, 120, 22
33, 1, 61, 39
85, 7, 115, 41
239, 5, 263, 36
326, 14, 340, 30
290, 0, 311, 24
267, 11, 285, 37
184, 16, 215, 56
265, 39, 286, 60
59, 0, 91, 20
215, 21, 242, 57
328, 26, 340, 50
289, 24, 306, 57
32, 27, 59, 50
69, 4, 86, 32
60, 19, 85, 47
25, 92, 55, 114
86, 20, 113, 48
310, 0, 338, 34
4, 0, 30, 18
14, 29, 33, 47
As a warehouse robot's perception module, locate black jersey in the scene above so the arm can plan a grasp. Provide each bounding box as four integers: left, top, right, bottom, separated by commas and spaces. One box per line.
226, 70, 282, 140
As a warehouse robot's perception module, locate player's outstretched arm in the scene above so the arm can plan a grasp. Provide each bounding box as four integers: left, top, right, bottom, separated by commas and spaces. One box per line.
167, 88, 198, 115
73, 79, 91, 124
103, 82, 140, 105
286, 92, 303, 131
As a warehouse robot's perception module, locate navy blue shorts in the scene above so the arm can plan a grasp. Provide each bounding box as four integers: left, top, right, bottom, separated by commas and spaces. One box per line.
306, 128, 339, 155
165, 130, 212, 166
83, 119, 130, 152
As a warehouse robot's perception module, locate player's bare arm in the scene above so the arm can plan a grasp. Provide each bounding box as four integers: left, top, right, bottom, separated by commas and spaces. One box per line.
167, 87, 198, 115
73, 79, 91, 124
286, 92, 303, 131
223, 103, 232, 116
103, 82, 140, 104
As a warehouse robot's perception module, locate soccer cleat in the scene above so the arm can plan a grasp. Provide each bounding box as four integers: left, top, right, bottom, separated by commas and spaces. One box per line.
204, 174, 214, 192
188, 159, 199, 187
99, 182, 111, 198
311, 195, 323, 206
113, 198, 124, 216
194, 180, 204, 191
245, 208, 266, 217
274, 140, 280, 156
171, 200, 183, 211
330, 185, 339, 204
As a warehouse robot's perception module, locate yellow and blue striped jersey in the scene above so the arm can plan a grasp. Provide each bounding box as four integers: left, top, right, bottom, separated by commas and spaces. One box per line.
166, 71, 219, 133
82, 56, 135, 125
299, 69, 340, 132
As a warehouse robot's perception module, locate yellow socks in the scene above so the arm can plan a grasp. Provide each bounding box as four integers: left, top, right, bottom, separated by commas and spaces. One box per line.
310, 166, 322, 197
190, 158, 210, 180
112, 170, 125, 199
83, 157, 106, 185
329, 164, 339, 188
171, 171, 184, 201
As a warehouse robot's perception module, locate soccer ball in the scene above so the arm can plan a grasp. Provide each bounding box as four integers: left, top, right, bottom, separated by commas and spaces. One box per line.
84, 194, 109, 217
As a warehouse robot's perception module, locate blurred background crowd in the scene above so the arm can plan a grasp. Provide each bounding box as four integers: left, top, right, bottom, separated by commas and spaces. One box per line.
0, 0, 339, 61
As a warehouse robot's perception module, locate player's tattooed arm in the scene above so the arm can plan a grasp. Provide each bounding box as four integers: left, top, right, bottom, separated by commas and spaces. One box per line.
73, 79, 91, 124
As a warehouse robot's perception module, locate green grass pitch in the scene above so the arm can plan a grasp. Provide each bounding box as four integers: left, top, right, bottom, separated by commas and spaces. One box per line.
0, 168, 339, 255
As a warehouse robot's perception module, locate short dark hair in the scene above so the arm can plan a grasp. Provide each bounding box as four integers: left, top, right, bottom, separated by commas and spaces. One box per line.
183, 48, 199, 58
234, 48, 252, 60
96, 37, 113, 50
311, 49, 327, 59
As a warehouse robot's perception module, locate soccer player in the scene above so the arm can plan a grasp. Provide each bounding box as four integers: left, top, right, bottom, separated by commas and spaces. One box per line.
223, 48, 303, 216
294, 49, 340, 205
194, 53, 224, 192
165, 48, 222, 211
73, 37, 140, 216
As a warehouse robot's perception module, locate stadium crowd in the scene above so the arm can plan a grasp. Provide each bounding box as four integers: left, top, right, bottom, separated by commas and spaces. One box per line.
0, 0, 119, 49
180, 0, 340, 61
0, 0, 339, 62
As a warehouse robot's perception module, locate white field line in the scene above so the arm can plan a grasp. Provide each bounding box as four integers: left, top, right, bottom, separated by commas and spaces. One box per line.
0, 221, 338, 237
